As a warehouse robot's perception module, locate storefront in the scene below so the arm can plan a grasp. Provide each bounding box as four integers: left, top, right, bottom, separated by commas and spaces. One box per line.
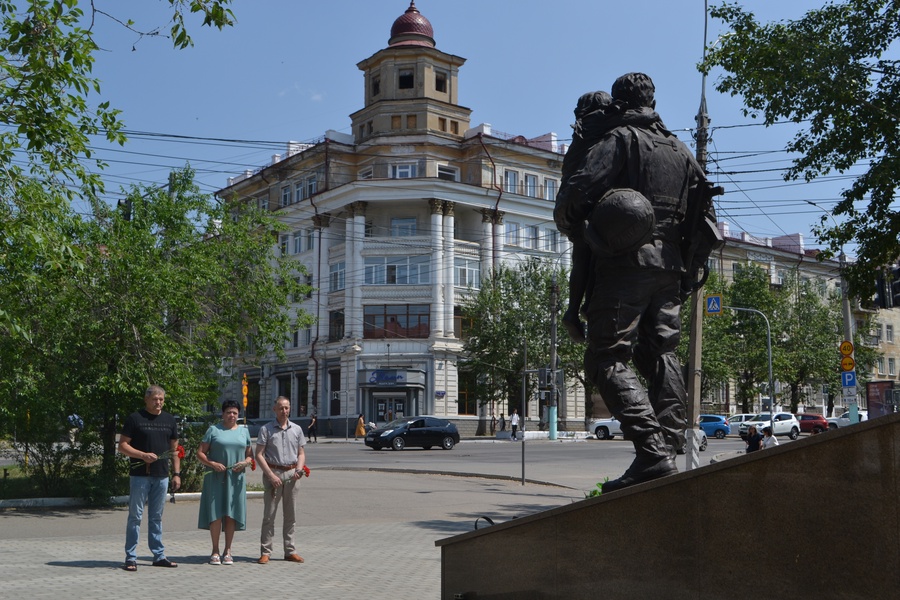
358, 368, 427, 424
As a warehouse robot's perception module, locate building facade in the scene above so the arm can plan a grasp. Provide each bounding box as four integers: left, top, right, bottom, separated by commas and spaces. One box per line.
216, 2, 579, 434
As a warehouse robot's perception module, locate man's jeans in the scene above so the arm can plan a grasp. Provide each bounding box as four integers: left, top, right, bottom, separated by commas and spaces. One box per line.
125, 476, 169, 562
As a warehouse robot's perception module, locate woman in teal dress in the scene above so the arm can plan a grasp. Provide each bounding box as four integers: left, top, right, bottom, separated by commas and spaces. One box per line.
197, 400, 253, 565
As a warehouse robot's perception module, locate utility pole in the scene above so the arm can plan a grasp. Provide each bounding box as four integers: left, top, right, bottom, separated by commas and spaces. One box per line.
685, 5, 713, 471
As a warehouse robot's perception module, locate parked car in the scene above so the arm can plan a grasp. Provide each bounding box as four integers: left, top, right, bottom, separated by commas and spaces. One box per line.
739, 413, 801, 440
796, 413, 828, 434
826, 410, 869, 430
365, 416, 460, 451
698, 415, 731, 439
727, 413, 757, 432
676, 428, 708, 453
586, 417, 623, 440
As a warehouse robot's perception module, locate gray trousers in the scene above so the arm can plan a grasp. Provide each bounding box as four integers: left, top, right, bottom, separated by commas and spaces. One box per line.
584, 269, 687, 458
260, 475, 300, 556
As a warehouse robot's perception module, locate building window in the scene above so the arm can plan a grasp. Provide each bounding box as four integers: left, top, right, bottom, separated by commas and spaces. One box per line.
543, 228, 559, 252
391, 115, 401, 129
281, 186, 292, 207
438, 117, 447, 132
372, 75, 380, 96
454, 257, 481, 288
364, 256, 430, 285
363, 304, 430, 339
306, 175, 317, 198
878, 357, 885, 374
365, 221, 374, 237
293, 231, 303, 254
450, 121, 459, 135
544, 178, 557, 200
458, 370, 477, 415
887, 324, 894, 343
258, 195, 269, 211
524, 174, 538, 198
305, 228, 315, 251
435, 70, 447, 92
329, 261, 345, 292
279, 235, 289, 256
890, 357, 896, 376
359, 167, 373, 180
505, 221, 520, 246
406, 114, 417, 129
328, 310, 344, 342
391, 217, 417, 237
504, 170, 519, 194
523, 225, 538, 249
437, 164, 459, 181
398, 68, 414, 89
391, 163, 417, 179
295, 181, 305, 202
367, 121, 373, 135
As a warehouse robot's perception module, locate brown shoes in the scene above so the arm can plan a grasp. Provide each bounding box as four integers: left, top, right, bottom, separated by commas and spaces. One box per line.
284, 553, 304, 563
257, 555, 269, 564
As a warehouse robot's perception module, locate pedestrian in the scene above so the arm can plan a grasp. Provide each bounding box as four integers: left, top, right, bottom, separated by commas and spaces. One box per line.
510, 409, 520, 441
355, 413, 366, 439
307, 414, 317, 443
745, 425, 763, 453
761, 426, 779, 450
67, 413, 84, 444
498, 413, 506, 432
117, 385, 181, 571
554, 72, 719, 493
255, 396, 307, 564
490, 414, 497, 435
197, 400, 254, 566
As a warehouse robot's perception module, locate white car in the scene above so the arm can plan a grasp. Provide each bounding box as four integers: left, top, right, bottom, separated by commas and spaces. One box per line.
587, 417, 622, 440
586, 418, 707, 451
727, 413, 757, 432
738, 412, 801, 440
826, 410, 868, 430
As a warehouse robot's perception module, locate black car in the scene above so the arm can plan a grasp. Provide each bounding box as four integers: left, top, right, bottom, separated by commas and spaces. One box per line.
365, 416, 460, 451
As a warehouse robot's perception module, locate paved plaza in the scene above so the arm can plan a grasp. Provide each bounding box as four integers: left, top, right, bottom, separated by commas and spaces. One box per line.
0, 464, 584, 600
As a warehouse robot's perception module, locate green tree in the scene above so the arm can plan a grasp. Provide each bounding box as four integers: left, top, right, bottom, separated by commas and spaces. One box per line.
460, 259, 584, 422
702, 1, 900, 295
0, 0, 235, 337
0, 168, 311, 474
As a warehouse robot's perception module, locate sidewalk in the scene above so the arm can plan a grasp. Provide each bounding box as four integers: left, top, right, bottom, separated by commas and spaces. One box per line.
0, 468, 584, 600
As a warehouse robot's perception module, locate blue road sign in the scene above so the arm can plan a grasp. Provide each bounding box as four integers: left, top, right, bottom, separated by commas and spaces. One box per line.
705, 295, 722, 315
841, 370, 857, 388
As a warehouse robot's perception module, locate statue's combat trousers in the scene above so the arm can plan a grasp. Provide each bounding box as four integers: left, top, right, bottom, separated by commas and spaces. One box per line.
584, 269, 687, 458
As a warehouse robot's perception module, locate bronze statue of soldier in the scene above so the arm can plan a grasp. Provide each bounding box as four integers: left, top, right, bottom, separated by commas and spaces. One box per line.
555, 72, 719, 493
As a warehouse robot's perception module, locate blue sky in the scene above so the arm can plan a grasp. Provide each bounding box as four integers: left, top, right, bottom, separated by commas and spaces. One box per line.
84, 0, 871, 254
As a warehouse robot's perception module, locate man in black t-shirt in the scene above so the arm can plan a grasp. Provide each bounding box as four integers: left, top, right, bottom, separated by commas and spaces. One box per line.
118, 385, 181, 571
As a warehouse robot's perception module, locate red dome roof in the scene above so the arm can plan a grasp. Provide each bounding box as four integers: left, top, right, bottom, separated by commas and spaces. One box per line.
389, 1, 435, 48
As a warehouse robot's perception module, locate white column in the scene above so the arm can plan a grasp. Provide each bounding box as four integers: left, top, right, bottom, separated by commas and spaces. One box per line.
443, 202, 455, 337
347, 201, 367, 340
430, 199, 444, 337
481, 209, 493, 280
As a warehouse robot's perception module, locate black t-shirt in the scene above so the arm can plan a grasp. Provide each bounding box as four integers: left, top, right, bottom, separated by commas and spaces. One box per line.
121, 409, 178, 477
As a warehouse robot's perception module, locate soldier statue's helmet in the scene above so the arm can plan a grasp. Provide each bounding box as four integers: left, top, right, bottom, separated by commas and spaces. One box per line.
586, 188, 655, 256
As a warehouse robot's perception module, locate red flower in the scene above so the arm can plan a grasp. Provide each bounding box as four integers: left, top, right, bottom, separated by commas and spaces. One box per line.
176, 445, 185, 459
301, 465, 311, 477
250, 458, 257, 471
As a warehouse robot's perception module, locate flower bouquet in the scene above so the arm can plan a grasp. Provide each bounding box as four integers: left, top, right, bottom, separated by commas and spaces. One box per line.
133, 444, 185, 475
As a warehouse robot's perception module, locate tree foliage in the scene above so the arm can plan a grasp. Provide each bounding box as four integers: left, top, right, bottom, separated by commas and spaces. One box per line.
702, 0, 900, 294
0, 168, 311, 472
0, 0, 235, 336
459, 259, 584, 418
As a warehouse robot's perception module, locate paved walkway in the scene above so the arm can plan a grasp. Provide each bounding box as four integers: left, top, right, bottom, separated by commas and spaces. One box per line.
0, 467, 584, 600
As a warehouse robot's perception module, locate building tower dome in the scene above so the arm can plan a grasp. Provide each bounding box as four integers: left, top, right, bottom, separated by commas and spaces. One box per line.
388, 1, 435, 48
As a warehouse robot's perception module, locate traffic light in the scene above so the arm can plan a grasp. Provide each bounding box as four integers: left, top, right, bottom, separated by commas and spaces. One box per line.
537, 367, 553, 389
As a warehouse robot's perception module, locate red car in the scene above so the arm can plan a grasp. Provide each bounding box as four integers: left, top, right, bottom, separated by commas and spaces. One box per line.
796, 413, 828, 434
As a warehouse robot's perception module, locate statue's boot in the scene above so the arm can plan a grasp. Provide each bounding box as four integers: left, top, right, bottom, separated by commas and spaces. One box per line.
601, 433, 677, 493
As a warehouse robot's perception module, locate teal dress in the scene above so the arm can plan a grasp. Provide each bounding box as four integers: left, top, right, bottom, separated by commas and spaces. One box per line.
198, 424, 252, 530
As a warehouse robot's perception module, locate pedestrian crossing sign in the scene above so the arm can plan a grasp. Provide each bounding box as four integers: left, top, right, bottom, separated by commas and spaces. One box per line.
705, 295, 722, 315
